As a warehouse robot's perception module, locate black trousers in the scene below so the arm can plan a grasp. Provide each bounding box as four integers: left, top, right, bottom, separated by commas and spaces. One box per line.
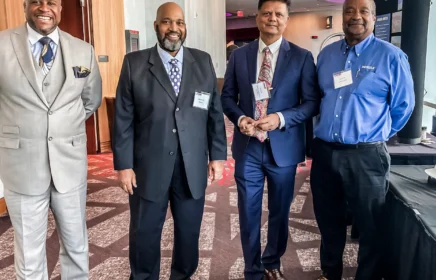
129, 151, 205, 280
310, 138, 390, 280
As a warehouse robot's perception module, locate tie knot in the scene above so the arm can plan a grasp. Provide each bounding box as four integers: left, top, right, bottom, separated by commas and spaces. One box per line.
263, 47, 271, 54
39, 36, 51, 46
170, 58, 178, 65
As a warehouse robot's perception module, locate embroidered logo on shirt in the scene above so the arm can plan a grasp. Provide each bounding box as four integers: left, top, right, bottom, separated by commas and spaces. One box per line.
361, 65, 376, 71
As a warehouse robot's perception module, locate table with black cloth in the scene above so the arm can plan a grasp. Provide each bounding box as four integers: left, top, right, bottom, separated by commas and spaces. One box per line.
384, 165, 436, 280
387, 134, 436, 165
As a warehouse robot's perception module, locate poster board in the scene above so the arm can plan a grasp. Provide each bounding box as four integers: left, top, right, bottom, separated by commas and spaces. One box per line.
375, 13, 391, 42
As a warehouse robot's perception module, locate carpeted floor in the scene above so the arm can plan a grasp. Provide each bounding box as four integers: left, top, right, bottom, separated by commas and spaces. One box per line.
0, 119, 358, 279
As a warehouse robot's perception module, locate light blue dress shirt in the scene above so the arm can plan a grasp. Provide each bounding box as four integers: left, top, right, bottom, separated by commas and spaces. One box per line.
157, 43, 184, 79
315, 34, 415, 144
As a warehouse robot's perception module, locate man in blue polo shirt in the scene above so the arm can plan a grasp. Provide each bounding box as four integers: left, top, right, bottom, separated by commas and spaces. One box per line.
311, 0, 415, 279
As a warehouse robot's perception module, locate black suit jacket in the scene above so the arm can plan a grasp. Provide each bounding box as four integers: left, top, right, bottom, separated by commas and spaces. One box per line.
113, 46, 227, 201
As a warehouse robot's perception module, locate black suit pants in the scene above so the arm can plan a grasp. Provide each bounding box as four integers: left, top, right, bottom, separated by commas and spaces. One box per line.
129, 150, 205, 280
310, 138, 390, 280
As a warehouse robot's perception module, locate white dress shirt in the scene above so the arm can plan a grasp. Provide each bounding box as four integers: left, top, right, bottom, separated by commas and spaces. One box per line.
27, 23, 59, 73
239, 37, 285, 129
256, 37, 282, 81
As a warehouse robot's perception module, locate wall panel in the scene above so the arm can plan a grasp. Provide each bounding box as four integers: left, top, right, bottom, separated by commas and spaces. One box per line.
0, 0, 25, 31
91, 0, 126, 152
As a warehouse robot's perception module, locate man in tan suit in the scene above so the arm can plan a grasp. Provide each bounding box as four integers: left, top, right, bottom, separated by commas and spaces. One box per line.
0, 0, 102, 279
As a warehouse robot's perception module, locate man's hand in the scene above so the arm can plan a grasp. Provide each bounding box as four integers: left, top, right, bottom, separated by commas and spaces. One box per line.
255, 114, 280, 131
208, 161, 224, 182
239, 116, 256, 136
118, 169, 137, 195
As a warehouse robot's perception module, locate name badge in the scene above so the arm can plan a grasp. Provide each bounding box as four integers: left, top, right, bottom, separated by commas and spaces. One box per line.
333, 70, 353, 89
252, 82, 271, 101
193, 91, 211, 110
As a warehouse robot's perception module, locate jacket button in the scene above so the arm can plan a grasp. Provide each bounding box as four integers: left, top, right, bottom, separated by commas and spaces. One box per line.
172, 129, 177, 133
48, 111, 53, 115
176, 107, 180, 112
48, 137, 53, 141
169, 151, 174, 156
44, 82, 49, 86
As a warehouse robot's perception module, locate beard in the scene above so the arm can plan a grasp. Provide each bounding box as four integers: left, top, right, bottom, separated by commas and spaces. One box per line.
155, 26, 186, 52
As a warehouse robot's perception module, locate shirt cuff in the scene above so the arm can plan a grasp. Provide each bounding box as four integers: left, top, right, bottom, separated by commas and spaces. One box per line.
276, 112, 285, 129
238, 115, 246, 126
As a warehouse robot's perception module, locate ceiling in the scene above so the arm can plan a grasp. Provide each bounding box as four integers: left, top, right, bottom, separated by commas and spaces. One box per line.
226, 0, 344, 17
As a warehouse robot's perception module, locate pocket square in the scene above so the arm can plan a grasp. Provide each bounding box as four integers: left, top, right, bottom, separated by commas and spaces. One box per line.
72, 66, 91, 78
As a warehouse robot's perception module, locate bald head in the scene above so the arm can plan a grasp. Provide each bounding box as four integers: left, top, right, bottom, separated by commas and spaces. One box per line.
156, 2, 184, 21
24, 0, 62, 3
154, 2, 187, 56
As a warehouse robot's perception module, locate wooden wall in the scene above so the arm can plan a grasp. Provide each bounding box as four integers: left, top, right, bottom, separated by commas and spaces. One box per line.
0, 0, 25, 30
91, 0, 126, 153
0, 199, 6, 216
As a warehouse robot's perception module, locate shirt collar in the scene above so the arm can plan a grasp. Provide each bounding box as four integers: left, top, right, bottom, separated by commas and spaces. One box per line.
27, 23, 60, 46
157, 43, 184, 65
341, 33, 374, 56
258, 36, 283, 54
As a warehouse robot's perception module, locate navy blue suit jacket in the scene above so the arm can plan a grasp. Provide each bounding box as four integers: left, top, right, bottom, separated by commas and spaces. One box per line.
221, 39, 320, 167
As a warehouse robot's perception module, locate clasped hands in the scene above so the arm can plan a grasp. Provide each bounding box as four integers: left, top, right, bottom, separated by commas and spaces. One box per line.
239, 114, 280, 136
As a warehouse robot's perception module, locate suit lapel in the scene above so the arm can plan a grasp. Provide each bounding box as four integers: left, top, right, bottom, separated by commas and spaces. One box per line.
52, 30, 74, 107
247, 41, 259, 115
177, 48, 195, 106
247, 40, 258, 85
271, 39, 292, 90
11, 25, 49, 108
149, 46, 177, 104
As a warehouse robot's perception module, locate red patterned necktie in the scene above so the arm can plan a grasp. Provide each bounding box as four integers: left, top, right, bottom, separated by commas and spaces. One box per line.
254, 47, 272, 142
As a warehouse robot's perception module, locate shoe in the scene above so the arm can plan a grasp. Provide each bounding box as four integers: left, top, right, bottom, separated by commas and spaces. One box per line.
316, 272, 329, 280
264, 268, 287, 280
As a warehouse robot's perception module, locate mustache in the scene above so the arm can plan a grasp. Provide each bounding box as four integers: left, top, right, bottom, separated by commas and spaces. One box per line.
346, 21, 366, 26
165, 31, 181, 37
153, 26, 182, 39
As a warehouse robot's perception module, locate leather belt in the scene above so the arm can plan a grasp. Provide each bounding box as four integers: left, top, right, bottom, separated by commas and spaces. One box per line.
316, 138, 384, 150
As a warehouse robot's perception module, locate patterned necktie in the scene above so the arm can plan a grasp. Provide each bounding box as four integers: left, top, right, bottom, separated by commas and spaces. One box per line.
39, 37, 54, 74
254, 47, 273, 142
169, 58, 181, 96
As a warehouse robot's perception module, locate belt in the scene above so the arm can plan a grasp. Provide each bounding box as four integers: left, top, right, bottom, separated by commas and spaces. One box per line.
316, 138, 384, 150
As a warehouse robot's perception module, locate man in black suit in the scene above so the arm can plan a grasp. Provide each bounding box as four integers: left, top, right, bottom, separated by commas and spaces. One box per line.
112, 3, 227, 279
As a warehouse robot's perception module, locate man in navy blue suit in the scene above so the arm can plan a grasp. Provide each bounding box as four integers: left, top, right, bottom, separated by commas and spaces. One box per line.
221, 1, 320, 279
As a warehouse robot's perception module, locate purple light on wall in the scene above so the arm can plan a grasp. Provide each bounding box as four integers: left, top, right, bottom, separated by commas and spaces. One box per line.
226, 12, 232, 17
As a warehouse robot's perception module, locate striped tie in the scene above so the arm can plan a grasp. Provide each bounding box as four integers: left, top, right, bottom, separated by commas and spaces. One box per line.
254, 47, 273, 142
39, 37, 54, 74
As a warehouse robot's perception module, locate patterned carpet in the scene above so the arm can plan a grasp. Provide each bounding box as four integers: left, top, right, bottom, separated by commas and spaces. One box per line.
0, 119, 358, 279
